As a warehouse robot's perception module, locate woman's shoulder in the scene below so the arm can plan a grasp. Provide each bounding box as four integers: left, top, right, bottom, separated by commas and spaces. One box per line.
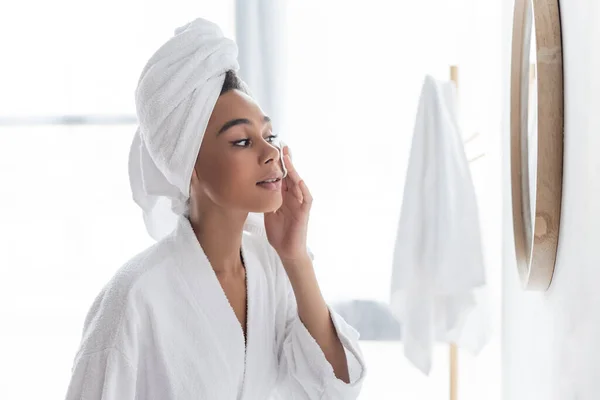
75, 235, 179, 359
109, 234, 180, 295
98, 233, 179, 305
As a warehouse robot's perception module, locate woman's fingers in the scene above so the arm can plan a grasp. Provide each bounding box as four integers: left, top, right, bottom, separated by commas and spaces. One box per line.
281, 147, 305, 203
298, 180, 312, 208
283, 154, 302, 185
282, 154, 302, 199
282, 173, 289, 192
286, 175, 303, 203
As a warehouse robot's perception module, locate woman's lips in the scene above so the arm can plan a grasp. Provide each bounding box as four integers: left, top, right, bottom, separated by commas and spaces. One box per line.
257, 178, 282, 191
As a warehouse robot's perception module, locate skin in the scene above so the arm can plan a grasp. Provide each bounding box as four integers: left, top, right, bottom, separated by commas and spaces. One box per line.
188, 89, 350, 384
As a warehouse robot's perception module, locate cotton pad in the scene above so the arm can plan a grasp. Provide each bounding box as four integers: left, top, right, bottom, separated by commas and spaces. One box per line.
278, 139, 288, 178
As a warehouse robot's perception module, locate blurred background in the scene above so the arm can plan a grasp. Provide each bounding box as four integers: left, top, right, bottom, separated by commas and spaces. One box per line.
0, 1, 504, 399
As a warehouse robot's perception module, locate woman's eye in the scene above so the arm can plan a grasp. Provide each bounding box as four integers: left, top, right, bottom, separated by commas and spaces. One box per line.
266, 134, 278, 143
232, 135, 278, 147
232, 139, 250, 147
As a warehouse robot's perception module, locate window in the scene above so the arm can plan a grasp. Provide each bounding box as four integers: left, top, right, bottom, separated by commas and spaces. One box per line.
0, 3, 234, 398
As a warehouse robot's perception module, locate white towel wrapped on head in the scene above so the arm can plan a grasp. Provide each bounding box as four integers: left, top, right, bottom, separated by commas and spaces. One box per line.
128, 18, 259, 241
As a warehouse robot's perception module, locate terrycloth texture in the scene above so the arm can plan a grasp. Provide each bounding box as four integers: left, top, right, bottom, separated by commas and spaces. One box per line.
389, 75, 489, 375
129, 17, 257, 241
65, 215, 365, 399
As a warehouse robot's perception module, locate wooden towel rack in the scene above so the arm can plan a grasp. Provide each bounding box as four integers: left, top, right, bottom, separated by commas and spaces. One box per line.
448, 64, 484, 400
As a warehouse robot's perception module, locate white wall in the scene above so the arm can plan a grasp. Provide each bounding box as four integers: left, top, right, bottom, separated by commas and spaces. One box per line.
501, 1, 600, 399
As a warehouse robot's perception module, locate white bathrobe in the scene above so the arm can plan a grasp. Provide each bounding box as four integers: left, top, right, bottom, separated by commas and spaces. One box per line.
64, 215, 365, 399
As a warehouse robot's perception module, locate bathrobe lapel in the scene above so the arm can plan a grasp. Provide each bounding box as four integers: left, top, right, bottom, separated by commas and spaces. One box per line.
239, 233, 278, 399
174, 217, 247, 393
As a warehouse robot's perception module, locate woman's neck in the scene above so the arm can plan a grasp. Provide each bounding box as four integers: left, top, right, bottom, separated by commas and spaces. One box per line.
188, 206, 247, 275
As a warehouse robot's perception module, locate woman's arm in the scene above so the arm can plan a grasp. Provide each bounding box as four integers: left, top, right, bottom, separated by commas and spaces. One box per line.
281, 255, 350, 383
66, 348, 137, 399
265, 145, 365, 398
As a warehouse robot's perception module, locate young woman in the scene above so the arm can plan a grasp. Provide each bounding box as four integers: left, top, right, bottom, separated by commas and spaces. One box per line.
65, 18, 365, 399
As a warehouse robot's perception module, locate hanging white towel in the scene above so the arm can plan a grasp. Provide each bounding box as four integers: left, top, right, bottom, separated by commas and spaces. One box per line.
389, 75, 490, 375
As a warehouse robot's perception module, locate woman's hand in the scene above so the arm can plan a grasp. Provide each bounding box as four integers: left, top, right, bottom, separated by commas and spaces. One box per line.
264, 145, 313, 263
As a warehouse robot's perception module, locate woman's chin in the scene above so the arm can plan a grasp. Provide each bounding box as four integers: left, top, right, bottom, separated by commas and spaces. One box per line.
249, 193, 283, 213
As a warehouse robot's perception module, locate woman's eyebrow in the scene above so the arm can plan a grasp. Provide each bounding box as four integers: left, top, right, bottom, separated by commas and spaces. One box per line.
218, 118, 251, 135
217, 115, 272, 135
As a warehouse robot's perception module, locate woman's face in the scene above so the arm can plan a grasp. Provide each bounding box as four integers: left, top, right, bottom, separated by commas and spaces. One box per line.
191, 89, 283, 214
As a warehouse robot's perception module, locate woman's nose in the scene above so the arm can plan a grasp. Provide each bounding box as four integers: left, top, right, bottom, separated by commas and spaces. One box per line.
261, 140, 281, 166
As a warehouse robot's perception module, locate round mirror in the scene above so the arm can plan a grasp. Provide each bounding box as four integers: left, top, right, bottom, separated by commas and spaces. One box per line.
510, 0, 564, 290
521, 0, 537, 269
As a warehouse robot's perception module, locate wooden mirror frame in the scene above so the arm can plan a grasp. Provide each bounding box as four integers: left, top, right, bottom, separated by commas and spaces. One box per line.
510, 0, 564, 290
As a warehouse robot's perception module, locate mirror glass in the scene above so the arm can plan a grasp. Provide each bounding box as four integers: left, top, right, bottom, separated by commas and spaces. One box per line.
521, 0, 538, 261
